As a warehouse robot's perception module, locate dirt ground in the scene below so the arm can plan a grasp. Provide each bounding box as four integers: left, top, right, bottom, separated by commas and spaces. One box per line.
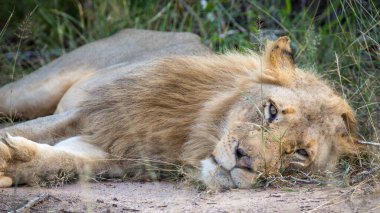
1, 180, 380, 213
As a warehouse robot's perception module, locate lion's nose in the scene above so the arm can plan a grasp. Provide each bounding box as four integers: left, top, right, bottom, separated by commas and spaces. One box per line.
235, 147, 253, 170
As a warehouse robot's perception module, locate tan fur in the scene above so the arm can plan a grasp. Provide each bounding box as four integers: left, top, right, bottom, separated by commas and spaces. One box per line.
0, 30, 362, 188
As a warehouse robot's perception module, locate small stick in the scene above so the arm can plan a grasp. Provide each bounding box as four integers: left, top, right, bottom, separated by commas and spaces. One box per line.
290, 176, 322, 185
287, 169, 324, 185
358, 140, 380, 146
9, 193, 49, 213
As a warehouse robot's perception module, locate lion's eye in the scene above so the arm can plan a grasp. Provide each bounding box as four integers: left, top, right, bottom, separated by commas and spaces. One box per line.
268, 102, 278, 122
264, 101, 279, 123
296, 149, 309, 158
270, 104, 277, 116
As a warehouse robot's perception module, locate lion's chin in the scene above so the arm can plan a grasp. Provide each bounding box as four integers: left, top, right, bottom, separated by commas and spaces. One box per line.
200, 157, 259, 189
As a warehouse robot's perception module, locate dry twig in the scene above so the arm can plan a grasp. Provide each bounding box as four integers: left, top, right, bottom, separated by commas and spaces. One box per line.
9, 193, 49, 213
358, 140, 380, 146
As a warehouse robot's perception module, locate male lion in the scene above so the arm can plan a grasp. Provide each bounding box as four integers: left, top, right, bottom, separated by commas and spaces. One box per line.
0, 29, 361, 189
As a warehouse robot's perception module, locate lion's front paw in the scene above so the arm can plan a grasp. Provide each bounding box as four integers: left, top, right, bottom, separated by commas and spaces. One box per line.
0, 134, 12, 168
0, 172, 12, 187
0, 133, 38, 187
0, 133, 38, 163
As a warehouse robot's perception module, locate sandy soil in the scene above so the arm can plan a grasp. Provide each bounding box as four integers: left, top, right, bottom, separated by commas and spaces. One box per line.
1, 180, 379, 213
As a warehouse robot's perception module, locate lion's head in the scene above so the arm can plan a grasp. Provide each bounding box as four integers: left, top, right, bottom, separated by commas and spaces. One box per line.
200, 37, 361, 189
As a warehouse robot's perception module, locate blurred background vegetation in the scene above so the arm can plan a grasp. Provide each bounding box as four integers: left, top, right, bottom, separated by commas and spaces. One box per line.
0, 0, 379, 173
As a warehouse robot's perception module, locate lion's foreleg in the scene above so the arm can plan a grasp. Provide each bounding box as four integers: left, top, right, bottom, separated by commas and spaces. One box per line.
0, 134, 110, 187
0, 110, 80, 145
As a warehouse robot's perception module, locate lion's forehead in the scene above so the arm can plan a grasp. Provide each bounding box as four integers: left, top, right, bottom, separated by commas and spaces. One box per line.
230, 83, 349, 145
285, 111, 345, 140
268, 86, 345, 119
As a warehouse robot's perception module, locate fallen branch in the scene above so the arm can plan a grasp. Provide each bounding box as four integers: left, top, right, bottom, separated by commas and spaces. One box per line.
9, 193, 49, 213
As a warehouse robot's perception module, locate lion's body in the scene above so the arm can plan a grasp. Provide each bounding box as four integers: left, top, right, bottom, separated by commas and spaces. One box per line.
82, 54, 259, 169
0, 29, 360, 189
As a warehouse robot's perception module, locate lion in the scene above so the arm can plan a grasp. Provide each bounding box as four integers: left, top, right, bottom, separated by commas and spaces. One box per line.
0, 29, 362, 189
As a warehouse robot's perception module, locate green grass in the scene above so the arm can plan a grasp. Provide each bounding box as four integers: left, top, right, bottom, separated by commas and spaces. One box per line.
0, 0, 379, 185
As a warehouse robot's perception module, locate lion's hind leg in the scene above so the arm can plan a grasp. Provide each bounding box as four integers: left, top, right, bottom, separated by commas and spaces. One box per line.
0, 134, 109, 187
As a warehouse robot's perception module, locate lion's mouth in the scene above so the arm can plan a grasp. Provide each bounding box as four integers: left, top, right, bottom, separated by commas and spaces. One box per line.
200, 152, 260, 189
200, 157, 236, 189
200, 135, 268, 189
211, 149, 254, 173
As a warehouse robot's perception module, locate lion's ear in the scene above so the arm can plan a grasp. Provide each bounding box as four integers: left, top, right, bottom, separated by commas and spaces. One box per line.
261, 36, 296, 86
337, 111, 365, 155
342, 111, 356, 135
336, 135, 365, 156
